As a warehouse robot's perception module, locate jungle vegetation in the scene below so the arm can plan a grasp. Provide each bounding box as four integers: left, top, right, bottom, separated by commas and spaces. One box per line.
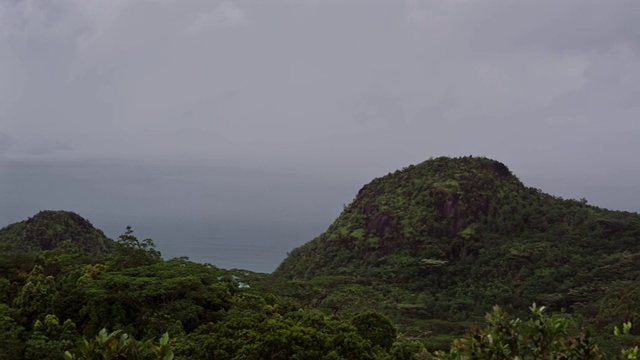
2, 156, 640, 359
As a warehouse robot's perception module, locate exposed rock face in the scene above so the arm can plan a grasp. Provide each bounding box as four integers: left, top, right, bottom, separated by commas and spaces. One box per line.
274, 156, 526, 279
273, 155, 640, 333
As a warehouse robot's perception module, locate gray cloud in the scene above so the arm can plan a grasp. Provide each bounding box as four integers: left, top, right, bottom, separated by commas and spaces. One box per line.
190, 0, 247, 32
24, 141, 74, 156
406, 0, 640, 54
1, 0, 639, 269
0, 133, 13, 155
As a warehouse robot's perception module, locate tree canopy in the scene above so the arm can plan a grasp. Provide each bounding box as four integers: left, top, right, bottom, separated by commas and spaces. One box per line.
2, 156, 640, 358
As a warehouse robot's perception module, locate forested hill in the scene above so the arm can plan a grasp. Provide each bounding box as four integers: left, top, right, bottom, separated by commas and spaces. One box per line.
0, 210, 114, 255
274, 156, 640, 334
276, 156, 526, 279
2, 157, 640, 358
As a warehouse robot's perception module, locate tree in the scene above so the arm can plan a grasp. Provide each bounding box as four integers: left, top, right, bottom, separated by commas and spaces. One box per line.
351, 311, 397, 351
25, 314, 78, 360
64, 328, 174, 360
109, 227, 161, 270
13, 265, 60, 323
433, 304, 603, 359
77, 258, 234, 336
0, 304, 25, 360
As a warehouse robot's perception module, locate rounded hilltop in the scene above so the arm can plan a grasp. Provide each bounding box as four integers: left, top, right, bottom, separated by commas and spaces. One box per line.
0, 210, 113, 255
274, 156, 640, 297
275, 156, 529, 279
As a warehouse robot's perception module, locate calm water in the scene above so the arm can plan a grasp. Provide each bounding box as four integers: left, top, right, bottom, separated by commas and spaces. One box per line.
95, 216, 329, 273
0, 159, 353, 273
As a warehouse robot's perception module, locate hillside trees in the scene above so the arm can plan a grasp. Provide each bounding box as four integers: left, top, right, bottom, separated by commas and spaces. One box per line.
0, 211, 113, 255
109, 226, 162, 270
3, 156, 640, 357
64, 329, 174, 360
273, 156, 640, 339
433, 304, 604, 360
0, 304, 25, 359
78, 258, 236, 337
177, 309, 395, 359
0, 223, 405, 358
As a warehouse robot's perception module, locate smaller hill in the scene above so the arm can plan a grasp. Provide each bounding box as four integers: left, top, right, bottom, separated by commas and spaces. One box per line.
0, 210, 114, 255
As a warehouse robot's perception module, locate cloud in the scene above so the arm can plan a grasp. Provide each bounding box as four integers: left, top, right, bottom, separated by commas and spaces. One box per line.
18, 139, 74, 156
0, 0, 87, 41
341, 94, 406, 128
0, 133, 14, 155
2, 0, 640, 219
405, 0, 427, 25
190, 1, 247, 33
554, 45, 640, 112
412, 96, 457, 123
0, 135, 74, 157
3, 0, 640, 272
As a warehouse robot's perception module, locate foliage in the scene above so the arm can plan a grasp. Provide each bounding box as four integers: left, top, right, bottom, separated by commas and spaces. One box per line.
25, 314, 78, 360
273, 156, 640, 342
0, 303, 25, 360
2, 156, 640, 358
78, 257, 234, 336
109, 226, 162, 270
0, 224, 402, 359
64, 329, 174, 360
352, 311, 397, 351
433, 304, 603, 359
0, 211, 113, 255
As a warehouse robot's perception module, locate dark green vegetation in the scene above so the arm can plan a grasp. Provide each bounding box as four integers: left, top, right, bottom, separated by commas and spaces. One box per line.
2, 156, 640, 359
0, 211, 113, 255
275, 156, 640, 351
0, 212, 397, 359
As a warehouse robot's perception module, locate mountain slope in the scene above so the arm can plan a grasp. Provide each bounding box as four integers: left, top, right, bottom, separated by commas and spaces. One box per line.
0, 210, 114, 255
273, 156, 640, 325
277, 156, 524, 277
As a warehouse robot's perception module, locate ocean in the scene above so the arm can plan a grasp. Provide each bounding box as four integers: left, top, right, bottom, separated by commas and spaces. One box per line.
94, 216, 330, 273
0, 158, 358, 273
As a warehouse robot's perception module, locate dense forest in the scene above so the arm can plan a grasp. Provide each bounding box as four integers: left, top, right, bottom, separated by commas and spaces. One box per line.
2, 156, 640, 359
275, 156, 640, 347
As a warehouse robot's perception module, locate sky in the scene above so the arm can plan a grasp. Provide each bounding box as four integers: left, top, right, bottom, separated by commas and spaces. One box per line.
1, 0, 640, 269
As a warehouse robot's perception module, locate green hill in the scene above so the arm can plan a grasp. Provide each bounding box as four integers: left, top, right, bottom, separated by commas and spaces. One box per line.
2, 158, 640, 358
0, 210, 114, 255
273, 156, 640, 342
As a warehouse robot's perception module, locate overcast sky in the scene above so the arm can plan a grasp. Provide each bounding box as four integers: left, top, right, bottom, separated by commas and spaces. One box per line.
1, 0, 640, 267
